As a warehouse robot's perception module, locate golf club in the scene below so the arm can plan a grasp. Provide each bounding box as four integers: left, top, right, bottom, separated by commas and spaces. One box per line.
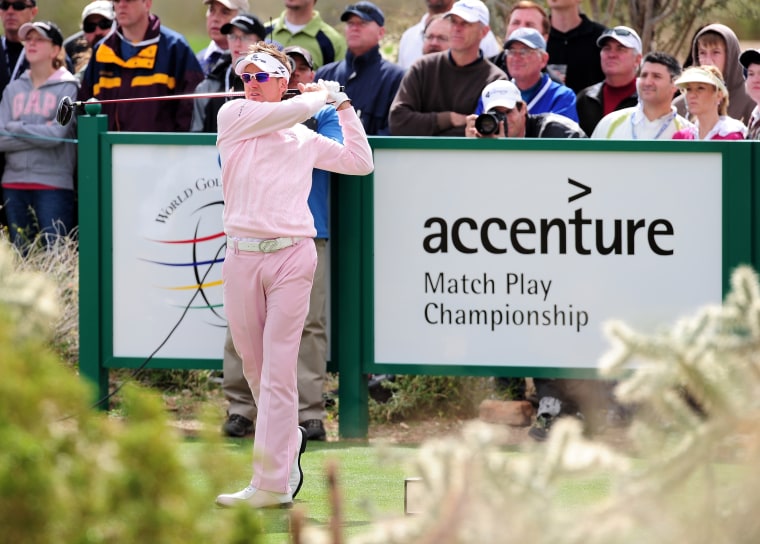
56, 86, 345, 126
56, 92, 245, 126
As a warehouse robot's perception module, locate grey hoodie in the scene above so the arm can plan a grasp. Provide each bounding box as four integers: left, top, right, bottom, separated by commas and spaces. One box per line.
673, 23, 754, 125
0, 67, 79, 190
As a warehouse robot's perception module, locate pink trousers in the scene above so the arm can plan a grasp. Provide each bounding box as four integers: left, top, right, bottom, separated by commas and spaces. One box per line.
223, 238, 317, 493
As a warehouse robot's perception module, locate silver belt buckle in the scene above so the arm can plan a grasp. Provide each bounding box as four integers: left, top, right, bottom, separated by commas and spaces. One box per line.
259, 239, 279, 253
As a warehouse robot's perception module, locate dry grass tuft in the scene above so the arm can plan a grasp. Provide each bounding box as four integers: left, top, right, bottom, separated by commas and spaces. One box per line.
1, 229, 80, 366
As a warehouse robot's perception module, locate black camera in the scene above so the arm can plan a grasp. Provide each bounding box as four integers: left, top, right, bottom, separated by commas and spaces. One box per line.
474, 109, 507, 136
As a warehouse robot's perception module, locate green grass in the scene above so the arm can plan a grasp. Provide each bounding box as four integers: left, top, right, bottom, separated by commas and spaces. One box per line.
182, 437, 619, 543
184, 439, 416, 543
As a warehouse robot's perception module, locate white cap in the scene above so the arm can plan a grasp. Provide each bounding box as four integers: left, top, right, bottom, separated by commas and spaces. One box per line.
444, 0, 489, 26
481, 80, 522, 111
81, 0, 114, 22
203, 0, 250, 11
596, 26, 642, 55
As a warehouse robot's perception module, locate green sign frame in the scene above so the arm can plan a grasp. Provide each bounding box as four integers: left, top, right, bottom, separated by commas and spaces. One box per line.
77, 113, 755, 437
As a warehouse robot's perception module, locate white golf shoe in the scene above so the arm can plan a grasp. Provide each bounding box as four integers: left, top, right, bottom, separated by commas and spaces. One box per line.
215, 484, 293, 509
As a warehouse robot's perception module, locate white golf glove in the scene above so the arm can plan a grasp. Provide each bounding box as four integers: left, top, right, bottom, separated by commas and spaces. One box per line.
318, 79, 351, 108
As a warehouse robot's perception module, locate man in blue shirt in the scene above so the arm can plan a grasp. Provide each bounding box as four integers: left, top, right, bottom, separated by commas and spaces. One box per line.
502, 27, 578, 121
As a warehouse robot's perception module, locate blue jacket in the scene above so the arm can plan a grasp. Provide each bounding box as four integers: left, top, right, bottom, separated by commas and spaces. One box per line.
308, 106, 343, 238
315, 46, 404, 136
79, 14, 203, 132
520, 73, 578, 122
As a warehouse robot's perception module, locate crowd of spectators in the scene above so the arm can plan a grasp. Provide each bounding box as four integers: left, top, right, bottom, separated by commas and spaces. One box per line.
3, 0, 755, 226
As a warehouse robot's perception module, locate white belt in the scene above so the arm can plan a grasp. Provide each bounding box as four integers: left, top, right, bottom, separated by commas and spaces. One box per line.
228, 236, 303, 253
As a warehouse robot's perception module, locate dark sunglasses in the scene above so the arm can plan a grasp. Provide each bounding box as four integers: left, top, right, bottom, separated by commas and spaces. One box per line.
240, 72, 272, 84
83, 19, 112, 33
0, 1, 33, 10
602, 27, 634, 38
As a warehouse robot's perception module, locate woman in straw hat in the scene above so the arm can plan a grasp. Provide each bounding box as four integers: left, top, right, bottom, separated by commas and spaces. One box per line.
672, 65, 746, 140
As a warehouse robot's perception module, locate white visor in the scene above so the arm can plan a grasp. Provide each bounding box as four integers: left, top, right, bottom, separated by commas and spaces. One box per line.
234, 51, 290, 79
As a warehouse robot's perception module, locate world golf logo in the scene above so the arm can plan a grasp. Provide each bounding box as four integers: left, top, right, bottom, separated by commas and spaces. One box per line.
141, 176, 226, 329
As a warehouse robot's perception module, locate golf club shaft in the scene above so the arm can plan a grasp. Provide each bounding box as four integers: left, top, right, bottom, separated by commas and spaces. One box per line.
74, 91, 245, 107
74, 87, 324, 107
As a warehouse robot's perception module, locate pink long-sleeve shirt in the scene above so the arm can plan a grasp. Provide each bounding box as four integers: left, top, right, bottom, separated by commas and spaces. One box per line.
216, 91, 374, 240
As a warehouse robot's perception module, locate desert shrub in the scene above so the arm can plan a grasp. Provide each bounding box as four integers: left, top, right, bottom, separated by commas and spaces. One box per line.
0, 228, 78, 365
0, 229, 217, 402
0, 240, 264, 544
131, 368, 217, 395
368, 375, 492, 423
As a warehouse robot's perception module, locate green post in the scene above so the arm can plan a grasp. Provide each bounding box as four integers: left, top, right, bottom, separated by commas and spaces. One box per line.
334, 174, 369, 438
77, 107, 110, 407
721, 142, 754, 294
751, 143, 760, 278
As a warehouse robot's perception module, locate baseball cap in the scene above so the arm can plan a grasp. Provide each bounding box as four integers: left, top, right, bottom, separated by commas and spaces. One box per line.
740, 49, 760, 70
597, 26, 642, 54
221, 13, 266, 39
18, 21, 63, 47
444, 0, 490, 26
81, 1, 113, 23
674, 66, 728, 96
340, 2, 384, 27
283, 45, 314, 70
203, 0, 250, 11
481, 80, 522, 110
235, 51, 291, 78
504, 27, 546, 51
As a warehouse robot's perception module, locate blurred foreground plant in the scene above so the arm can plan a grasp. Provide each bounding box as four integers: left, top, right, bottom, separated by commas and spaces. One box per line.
0, 240, 265, 544
1, 231, 216, 400
304, 265, 760, 543
0, 232, 61, 342
1, 229, 78, 364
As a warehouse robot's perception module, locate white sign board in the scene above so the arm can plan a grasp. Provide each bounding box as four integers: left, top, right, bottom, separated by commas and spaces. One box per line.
111, 144, 226, 359
373, 149, 723, 369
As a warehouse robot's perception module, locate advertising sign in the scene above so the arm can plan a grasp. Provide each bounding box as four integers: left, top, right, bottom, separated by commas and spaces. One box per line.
111, 144, 226, 359
373, 149, 723, 369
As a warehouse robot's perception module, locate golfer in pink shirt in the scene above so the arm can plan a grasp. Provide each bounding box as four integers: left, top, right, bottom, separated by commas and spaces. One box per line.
215, 42, 373, 509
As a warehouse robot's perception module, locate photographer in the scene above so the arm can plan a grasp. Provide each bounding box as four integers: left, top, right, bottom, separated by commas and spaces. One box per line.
465, 80, 586, 138
465, 78, 589, 441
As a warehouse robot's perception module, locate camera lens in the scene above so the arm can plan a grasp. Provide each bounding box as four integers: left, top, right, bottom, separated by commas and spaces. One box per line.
474, 110, 506, 136
475, 113, 499, 135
